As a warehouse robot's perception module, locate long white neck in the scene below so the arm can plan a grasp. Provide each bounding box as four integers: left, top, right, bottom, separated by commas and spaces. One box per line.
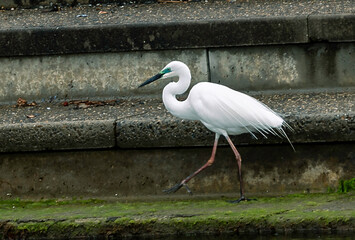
162, 67, 197, 120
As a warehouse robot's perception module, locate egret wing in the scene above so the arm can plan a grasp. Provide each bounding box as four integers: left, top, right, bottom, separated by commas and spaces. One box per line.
189, 83, 284, 137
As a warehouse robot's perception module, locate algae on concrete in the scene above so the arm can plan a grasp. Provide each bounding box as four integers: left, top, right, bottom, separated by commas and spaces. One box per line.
0, 193, 354, 239
338, 178, 355, 193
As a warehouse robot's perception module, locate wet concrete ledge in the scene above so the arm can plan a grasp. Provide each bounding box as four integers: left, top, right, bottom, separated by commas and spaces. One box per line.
0, 89, 354, 152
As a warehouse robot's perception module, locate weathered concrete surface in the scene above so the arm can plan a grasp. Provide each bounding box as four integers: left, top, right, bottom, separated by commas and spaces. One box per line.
0, 49, 207, 103
1, 43, 355, 103
0, 17, 307, 57
210, 43, 355, 91
0, 1, 354, 57
0, 1, 354, 103
0, 0, 144, 8
0, 194, 354, 239
0, 143, 354, 199
0, 90, 353, 152
0, 120, 116, 152
309, 14, 355, 42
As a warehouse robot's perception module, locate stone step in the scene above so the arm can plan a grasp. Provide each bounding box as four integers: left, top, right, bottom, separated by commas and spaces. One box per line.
0, 1, 354, 103
0, 89, 353, 152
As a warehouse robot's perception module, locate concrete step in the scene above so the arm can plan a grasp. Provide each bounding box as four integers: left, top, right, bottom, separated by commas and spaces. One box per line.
0, 1, 354, 103
0, 89, 353, 152
1, 1, 354, 56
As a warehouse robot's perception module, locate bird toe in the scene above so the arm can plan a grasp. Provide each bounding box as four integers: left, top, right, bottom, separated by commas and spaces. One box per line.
228, 196, 257, 203
163, 183, 183, 194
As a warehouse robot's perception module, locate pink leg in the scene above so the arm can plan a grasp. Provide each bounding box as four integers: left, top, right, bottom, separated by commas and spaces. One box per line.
225, 135, 255, 203
164, 134, 220, 194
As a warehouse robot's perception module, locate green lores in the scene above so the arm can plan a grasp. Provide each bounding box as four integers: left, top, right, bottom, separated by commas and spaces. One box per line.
338, 178, 355, 193
160, 67, 172, 75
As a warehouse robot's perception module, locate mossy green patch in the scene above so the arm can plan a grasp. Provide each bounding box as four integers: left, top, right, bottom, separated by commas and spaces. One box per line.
0, 193, 354, 239
16, 221, 53, 233
338, 178, 355, 193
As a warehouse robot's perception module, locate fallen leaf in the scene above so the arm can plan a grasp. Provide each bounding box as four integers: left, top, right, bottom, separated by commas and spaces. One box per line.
17, 97, 27, 107
16, 98, 37, 107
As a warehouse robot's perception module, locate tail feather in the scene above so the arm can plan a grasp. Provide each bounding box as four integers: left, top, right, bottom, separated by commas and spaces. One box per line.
278, 125, 295, 152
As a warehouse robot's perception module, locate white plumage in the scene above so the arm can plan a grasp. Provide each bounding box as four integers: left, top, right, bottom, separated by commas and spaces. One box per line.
188, 82, 285, 136
139, 61, 293, 203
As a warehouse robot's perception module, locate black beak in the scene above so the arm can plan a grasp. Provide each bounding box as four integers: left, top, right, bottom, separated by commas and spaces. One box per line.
138, 73, 163, 88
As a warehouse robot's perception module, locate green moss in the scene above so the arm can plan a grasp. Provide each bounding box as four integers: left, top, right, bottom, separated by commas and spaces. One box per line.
0, 193, 354, 239
113, 217, 130, 224
338, 178, 355, 193
0, 198, 105, 210
16, 221, 53, 233
305, 201, 318, 206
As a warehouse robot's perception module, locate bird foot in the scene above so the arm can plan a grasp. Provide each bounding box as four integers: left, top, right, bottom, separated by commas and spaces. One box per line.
163, 183, 193, 195
228, 196, 257, 203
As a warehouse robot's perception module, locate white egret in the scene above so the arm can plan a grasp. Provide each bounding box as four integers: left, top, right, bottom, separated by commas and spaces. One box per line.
139, 61, 294, 203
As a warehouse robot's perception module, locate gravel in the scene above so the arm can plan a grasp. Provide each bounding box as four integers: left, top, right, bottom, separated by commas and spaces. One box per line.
0, 0, 354, 29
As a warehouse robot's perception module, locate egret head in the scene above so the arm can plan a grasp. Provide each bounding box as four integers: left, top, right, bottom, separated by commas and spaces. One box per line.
138, 61, 188, 88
